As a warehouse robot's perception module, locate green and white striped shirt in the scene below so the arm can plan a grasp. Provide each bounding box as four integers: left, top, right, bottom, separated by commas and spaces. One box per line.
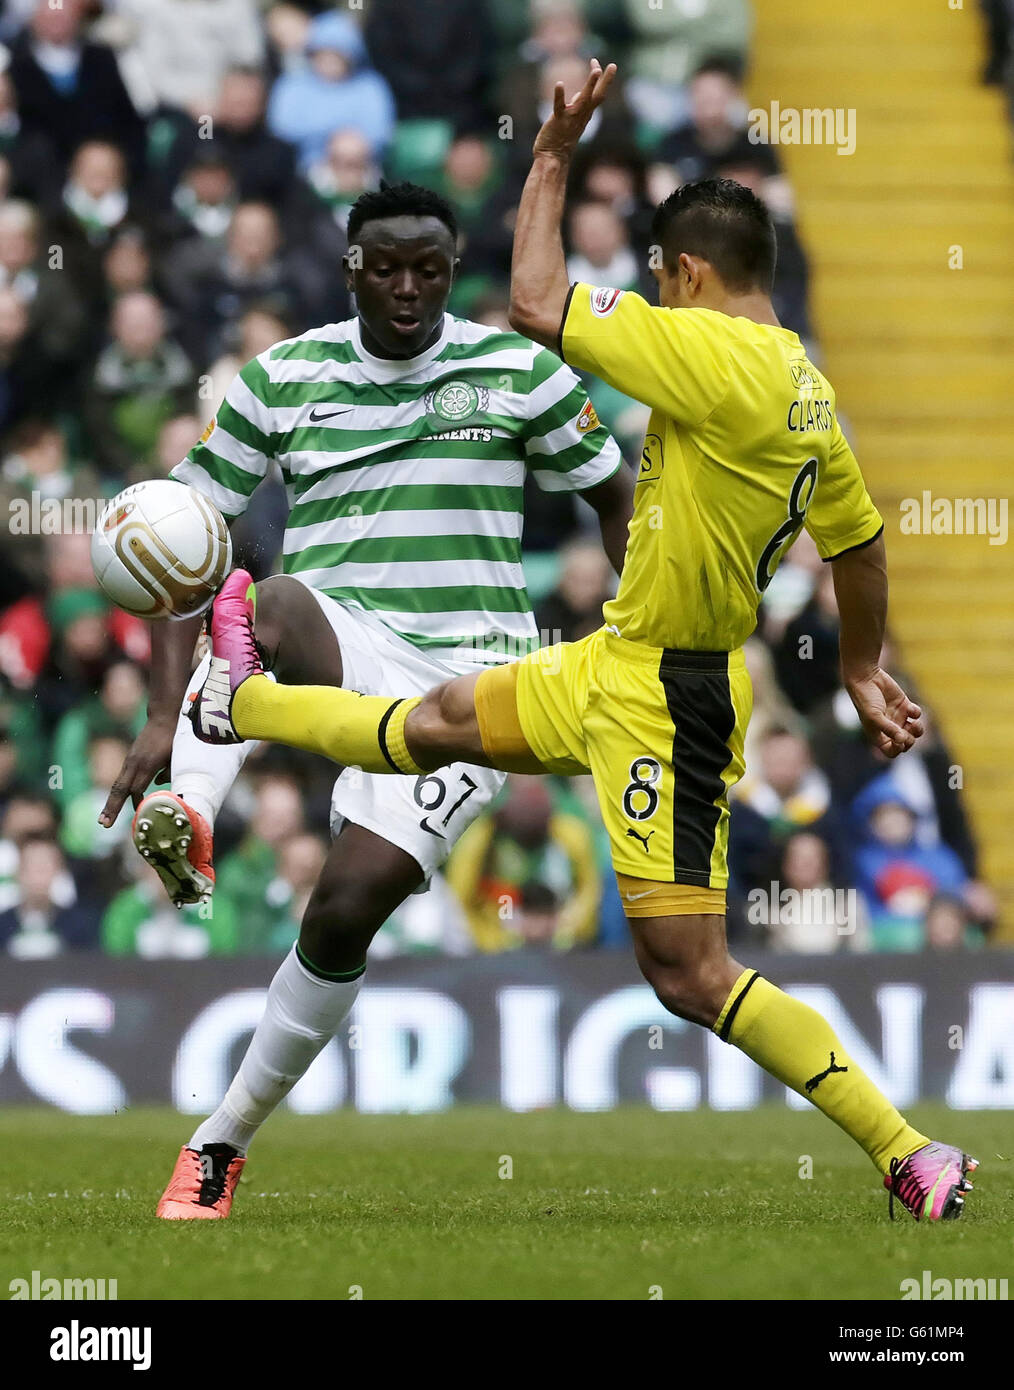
172, 313, 621, 665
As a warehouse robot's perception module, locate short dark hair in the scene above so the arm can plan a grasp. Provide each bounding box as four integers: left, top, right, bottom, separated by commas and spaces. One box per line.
651, 177, 776, 292
347, 181, 458, 246
691, 54, 744, 84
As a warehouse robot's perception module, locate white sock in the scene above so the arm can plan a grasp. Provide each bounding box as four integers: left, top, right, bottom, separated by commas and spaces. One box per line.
171, 652, 259, 827
187, 946, 364, 1153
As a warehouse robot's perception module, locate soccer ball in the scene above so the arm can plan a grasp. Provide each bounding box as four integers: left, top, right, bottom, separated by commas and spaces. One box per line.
91, 480, 232, 622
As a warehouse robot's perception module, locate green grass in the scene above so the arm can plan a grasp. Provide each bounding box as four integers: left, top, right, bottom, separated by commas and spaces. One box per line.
0, 1106, 1010, 1300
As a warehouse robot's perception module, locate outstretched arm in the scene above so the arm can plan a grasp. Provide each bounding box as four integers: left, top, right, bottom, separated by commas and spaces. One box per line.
508, 59, 617, 349
831, 533, 924, 758
99, 613, 204, 827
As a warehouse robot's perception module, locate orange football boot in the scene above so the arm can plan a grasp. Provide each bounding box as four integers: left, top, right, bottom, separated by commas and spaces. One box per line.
156, 1144, 245, 1220
132, 790, 214, 907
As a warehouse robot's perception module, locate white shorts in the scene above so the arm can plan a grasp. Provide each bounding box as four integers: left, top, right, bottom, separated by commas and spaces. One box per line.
302, 584, 506, 882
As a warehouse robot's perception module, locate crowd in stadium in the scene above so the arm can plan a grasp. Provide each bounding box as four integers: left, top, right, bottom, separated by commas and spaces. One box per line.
0, 0, 999, 960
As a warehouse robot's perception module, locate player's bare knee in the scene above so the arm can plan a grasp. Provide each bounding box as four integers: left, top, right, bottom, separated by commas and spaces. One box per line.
299, 878, 379, 964
642, 958, 729, 1029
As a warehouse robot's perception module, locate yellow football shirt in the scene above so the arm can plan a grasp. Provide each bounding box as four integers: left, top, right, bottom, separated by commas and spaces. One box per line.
560, 285, 884, 651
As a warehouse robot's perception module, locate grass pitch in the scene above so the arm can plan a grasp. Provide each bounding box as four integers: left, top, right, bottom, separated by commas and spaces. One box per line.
0, 1105, 1010, 1301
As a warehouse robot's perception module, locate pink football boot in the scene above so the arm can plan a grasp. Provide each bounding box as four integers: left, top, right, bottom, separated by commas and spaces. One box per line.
885, 1142, 978, 1221
189, 569, 263, 745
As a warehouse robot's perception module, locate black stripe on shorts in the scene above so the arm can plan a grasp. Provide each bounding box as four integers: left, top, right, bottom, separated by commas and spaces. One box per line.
657, 647, 736, 886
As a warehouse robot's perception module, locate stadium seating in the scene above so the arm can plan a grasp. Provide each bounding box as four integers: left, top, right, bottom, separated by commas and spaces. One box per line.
752, 0, 1014, 937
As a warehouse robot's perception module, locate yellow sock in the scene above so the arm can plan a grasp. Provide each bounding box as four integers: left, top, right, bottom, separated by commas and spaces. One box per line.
715, 970, 929, 1174
232, 676, 424, 775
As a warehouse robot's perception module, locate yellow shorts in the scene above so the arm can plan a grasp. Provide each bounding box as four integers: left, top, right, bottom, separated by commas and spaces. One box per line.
474, 627, 752, 906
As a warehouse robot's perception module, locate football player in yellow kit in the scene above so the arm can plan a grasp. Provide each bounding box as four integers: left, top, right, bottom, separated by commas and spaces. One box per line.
193, 62, 977, 1222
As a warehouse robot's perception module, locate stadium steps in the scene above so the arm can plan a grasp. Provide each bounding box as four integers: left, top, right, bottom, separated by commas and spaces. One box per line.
750, 0, 1014, 935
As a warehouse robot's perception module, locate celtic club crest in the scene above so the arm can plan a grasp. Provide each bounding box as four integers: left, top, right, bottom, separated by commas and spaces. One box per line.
424, 378, 489, 426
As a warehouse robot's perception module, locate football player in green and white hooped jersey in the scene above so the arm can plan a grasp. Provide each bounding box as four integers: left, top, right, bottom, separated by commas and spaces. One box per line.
97, 182, 634, 1219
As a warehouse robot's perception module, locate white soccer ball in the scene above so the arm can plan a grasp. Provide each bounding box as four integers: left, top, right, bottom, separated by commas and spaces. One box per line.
91, 480, 232, 622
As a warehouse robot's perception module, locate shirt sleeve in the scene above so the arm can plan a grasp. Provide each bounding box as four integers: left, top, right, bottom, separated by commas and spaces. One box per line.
805, 419, 884, 560
170, 355, 276, 520
520, 343, 622, 493
559, 283, 730, 426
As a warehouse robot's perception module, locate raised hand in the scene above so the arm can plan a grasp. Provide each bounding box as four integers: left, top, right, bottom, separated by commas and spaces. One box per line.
533, 58, 617, 160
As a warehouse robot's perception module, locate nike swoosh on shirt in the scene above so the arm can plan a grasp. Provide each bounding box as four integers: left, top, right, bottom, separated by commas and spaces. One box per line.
308, 408, 352, 422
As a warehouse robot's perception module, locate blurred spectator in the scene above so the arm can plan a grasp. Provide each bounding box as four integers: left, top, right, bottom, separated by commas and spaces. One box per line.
202, 303, 293, 423
447, 775, 601, 952
248, 830, 329, 954
759, 831, 870, 953
0, 199, 91, 408
1, 419, 102, 596
216, 773, 307, 948
729, 728, 832, 891
26, 587, 114, 733
852, 783, 969, 951
8, 0, 144, 176
51, 657, 146, 808
86, 290, 194, 475
0, 66, 61, 204
151, 413, 203, 480
154, 68, 296, 217
212, 66, 296, 205
55, 140, 132, 249
267, 12, 396, 169
60, 731, 132, 861
102, 855, 239, 957
498, 1, 592, 142
536, 536, 615, 643
772, 563, 841, 715
741, 635, 804, 770
566, 198, 643, 292
0, 833, 98, 956
298, 127, 380, 239
365, 0, 492, 129
50, 141, 137, 314
0, 792, 63, 911
570, 140, 656, 259
102, 225, 156, 304
163, 201, 331, 364
622, 1, 751, 135
160, 151, 238, 246
433, 131, 510, 308
925, 893, 980, 951
105, 0, 265, 119
657, 57, 775, 184
0, 283, 44, 432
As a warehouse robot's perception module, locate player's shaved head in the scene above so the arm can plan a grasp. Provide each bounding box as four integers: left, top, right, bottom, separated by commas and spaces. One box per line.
652, 177, 776, 293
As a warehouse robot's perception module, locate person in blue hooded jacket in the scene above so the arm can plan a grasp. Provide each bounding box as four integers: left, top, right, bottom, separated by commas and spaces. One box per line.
851, 775, 968, 950
267, 12, 396, 169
